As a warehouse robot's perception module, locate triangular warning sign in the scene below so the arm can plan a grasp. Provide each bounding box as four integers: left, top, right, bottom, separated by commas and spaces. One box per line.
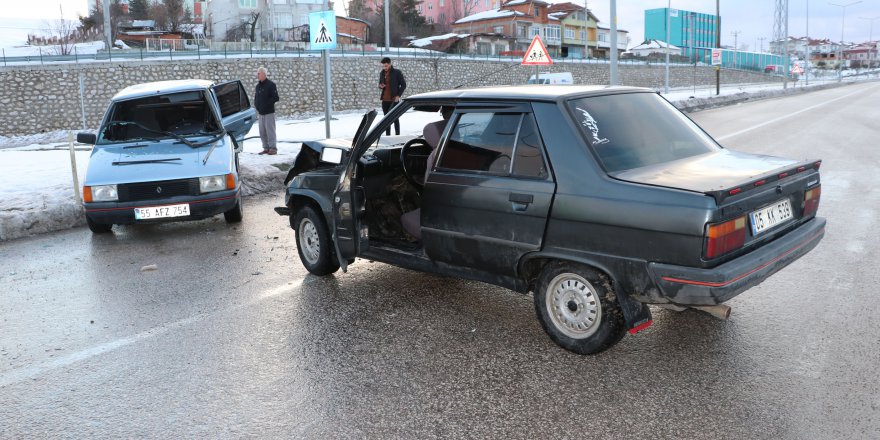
522, 35, 553, 66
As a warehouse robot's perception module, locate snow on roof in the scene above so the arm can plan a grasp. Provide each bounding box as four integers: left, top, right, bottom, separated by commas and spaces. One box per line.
129, 20, 155, 28
503, 0, 549, 5
410, 33, 471, 48
455, 9, 525, 24
549, 12, 569, 19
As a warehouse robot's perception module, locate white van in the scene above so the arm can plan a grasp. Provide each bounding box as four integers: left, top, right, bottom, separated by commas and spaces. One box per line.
527, 72, 574, 85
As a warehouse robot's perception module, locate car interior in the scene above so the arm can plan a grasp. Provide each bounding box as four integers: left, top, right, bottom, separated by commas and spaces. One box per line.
102, 91, 220, 142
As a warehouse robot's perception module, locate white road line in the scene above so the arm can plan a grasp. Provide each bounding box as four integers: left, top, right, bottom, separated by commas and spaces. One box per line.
0, 280, 303, 388
715, 84, 879, 141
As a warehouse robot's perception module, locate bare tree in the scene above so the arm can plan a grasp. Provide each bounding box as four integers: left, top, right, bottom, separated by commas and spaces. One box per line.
45, 6, 80, 55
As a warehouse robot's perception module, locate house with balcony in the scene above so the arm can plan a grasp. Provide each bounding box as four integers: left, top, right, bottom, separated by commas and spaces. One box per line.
547, 2, 598, 59
594, 25, 628, 58
418, 0, 501, 31
452, 0, 567, 56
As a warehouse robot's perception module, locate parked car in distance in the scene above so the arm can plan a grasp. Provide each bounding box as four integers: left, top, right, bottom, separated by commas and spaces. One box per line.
527, 72, 573, 85
77, 79, 256, 233
276, 85, 825, 355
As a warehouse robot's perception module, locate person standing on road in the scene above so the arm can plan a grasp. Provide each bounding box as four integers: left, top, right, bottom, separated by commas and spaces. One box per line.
255, 66, 279, 155
378, 57, 406, 136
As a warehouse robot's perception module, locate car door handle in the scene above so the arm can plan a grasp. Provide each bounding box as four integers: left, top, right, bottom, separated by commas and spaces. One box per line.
510, 193, 533, 212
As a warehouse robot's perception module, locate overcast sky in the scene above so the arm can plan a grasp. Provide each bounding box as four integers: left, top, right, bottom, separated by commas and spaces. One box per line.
5, 0, 880, 51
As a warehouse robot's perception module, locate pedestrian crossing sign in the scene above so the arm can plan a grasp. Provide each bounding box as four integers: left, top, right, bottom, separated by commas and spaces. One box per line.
309, 10, 337, 50
522, 35, 553, 66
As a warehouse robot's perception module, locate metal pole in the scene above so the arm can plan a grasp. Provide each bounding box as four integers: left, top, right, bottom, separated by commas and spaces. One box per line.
323, 49, 332, 138
665, 1, 671, 94
384, 0, 390, 51
859, 16, 879, 68
68, 132, 82, 207
609, 0, 618, 85
784, 0, 789, 89
716, 0, 720, 95
584, 0, 589, 59
830, 1, 863, 82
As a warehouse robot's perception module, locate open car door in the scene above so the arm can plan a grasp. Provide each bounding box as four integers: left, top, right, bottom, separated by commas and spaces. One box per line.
331, 110, 377, 271
212, 80, 256, 148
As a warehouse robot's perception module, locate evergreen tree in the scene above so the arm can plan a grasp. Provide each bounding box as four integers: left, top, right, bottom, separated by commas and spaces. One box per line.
129, 0, 149, 20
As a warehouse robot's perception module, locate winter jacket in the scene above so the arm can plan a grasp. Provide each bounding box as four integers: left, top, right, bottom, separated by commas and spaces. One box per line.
254, 79, 279, 115
378, 67, 406, 101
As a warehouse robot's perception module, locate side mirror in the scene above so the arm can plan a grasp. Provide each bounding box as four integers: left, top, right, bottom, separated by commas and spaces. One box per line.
77, 132, 97, 145
321, 147, 344, 164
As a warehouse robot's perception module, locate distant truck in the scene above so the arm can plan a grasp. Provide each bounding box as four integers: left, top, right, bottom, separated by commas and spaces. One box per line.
527, 72, 573, 85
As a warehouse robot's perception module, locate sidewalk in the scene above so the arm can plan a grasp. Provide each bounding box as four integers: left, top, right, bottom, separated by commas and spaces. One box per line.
0, 79, 858, 241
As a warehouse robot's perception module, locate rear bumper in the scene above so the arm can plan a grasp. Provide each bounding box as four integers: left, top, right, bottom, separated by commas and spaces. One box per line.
84, 190, 239, 225
648, 217, 826, 306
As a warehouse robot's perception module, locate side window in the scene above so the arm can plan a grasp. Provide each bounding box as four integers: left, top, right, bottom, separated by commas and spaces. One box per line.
438, 112, 520, 175
213, 81, 250, 117
512, 114, 548, 179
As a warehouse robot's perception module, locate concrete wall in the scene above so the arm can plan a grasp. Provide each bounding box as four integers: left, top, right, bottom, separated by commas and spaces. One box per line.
0, 57, 783, 136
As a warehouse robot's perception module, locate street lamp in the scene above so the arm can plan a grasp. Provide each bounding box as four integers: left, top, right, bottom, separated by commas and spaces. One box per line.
829, 1, 862, 82
860, 16, 880, 67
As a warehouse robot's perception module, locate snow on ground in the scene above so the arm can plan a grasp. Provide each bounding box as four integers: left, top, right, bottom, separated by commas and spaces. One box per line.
0, 108, 441, 241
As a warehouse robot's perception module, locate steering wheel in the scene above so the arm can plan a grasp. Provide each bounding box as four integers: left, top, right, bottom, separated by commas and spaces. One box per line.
400, 138, 433, 189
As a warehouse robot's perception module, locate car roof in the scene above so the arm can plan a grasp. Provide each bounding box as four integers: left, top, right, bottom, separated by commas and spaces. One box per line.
408, 85, 653, 102
112, 79, 215, 101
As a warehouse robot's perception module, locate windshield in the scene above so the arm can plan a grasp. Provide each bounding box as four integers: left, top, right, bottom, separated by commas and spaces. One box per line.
99, 91, 221, 145
567, 92, 721, 172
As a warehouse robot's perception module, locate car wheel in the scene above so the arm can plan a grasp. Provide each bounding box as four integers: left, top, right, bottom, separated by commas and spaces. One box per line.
86, 216, 112, 234
224, 198, 243, 223
294, 205, 340, 276
534, 262, 626, 355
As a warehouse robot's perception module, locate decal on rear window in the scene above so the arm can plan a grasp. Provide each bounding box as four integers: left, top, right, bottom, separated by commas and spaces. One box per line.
575, 107, 609, 145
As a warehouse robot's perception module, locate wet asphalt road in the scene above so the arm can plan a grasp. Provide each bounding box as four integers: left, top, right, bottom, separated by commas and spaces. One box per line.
1, 82, 879, 439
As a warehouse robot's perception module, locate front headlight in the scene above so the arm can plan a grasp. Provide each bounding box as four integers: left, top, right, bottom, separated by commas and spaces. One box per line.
199, 175, 227, 193
85, 185, 118, 202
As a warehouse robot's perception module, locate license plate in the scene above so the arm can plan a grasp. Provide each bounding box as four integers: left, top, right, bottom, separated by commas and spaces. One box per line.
134, 204, 190, 220
750, 198, 793, 235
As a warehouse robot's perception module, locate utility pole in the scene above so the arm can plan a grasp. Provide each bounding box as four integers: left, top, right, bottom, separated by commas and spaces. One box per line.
860, 16, 880, 67
384, 0, 390, 50
758, 37, 766, 52
584, 0, 589, 59
102, 0, 112, 52
731, 30, 740, 68
784, 0, 789, 89
830, 1, 862, 83
610, 0, 618, 85
805, 0, 810, 85
665, 1, 671, 94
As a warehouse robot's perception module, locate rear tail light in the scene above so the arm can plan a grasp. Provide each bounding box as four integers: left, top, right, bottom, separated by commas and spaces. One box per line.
705, 216, 747, 259
803, 185, 821, 218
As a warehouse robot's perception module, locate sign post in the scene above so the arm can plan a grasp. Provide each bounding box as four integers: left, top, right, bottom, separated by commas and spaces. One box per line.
521, 35, 553, 84
310, 10, 337, 138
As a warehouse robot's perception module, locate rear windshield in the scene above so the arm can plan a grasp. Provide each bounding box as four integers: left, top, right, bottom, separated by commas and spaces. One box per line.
566, 92, 720, 172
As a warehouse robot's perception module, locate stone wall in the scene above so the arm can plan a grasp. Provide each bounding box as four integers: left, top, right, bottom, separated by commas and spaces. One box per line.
0, 57, 784, 136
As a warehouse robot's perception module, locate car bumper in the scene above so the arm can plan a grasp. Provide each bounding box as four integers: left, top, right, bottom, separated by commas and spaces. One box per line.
648, 217, 826, 306
84, 190, 239, 225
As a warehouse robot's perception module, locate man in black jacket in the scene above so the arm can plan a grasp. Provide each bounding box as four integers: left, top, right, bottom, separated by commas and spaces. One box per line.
255, 67, 280, 155
378, 57, 406, 136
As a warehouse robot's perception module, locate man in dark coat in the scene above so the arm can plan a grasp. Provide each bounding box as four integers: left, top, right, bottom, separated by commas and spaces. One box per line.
378, 57, 406, 136
255, 66, 280, 155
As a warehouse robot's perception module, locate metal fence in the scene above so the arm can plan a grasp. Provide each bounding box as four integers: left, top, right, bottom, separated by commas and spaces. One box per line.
1, 42, 702, 67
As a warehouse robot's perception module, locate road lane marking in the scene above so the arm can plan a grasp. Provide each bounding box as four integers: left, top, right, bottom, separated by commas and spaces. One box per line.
715, 84, 879, 141
0, 279, 304, 388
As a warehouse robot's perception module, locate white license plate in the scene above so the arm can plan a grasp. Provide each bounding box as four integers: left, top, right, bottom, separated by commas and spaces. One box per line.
750, 198, 793, 235
134, 204, 190, 220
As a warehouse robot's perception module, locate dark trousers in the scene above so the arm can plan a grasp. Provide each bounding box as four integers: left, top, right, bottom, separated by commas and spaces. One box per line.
382, 101, 400, 135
